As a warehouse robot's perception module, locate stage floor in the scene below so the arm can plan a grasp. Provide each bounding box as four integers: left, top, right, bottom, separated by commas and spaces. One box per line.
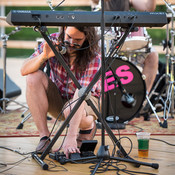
0, 135, 175, 175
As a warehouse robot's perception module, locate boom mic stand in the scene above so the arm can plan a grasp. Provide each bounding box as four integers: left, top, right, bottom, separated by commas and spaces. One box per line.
0, 27, 27, 113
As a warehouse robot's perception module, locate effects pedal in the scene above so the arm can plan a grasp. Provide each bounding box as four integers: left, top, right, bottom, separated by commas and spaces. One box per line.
49, 140, 98, 164
49, 151, 67, 164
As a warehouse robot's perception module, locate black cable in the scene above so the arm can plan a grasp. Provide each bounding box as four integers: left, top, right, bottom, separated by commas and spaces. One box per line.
0, 146, 34, 155
74, 15, 120, 52
87, 136, 134, 174
121, 169, 157, 175
127, 123, 144, 132
89, 159, 157, 175
45, 158, 68, 172
44, 15, 119, 53
104, 74, 123, 152
54, 74, 73, 152
0, 156, 30, 173
150, 138, 175, 146
114, 136, 133, 157
0, 148, 68, 173
51, 125, 68, 153
52, 0, 65, 11
89, 160, 127, 174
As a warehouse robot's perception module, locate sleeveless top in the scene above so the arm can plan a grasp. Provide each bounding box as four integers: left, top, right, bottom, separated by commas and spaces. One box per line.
104, 0, 130, 11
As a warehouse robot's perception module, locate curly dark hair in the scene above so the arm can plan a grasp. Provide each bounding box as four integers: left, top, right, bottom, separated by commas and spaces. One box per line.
58, 26, 100, 73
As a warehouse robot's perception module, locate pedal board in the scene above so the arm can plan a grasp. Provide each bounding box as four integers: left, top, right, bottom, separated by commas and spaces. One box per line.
49, 140, 98, 164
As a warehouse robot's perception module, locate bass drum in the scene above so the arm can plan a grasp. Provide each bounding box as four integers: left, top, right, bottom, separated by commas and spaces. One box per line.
104, 57, 146, 123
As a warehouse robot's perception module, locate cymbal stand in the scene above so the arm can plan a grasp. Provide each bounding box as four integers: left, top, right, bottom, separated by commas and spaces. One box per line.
162, 1, 175, 123
119, 2, 175, 128
0, 27, 27, 113
169, 5, 175, 116
31, 20, 159, 172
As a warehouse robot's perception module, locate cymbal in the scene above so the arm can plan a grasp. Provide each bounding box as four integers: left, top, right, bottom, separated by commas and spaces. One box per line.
0, 16, 6, 21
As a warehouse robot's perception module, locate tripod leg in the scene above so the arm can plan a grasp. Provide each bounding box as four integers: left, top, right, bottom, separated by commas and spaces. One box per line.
16, 113, 32, 129
90, 158, 104, 175
145, 95, 161, 124
111, 156, 159, 169
163, 81, 173, 121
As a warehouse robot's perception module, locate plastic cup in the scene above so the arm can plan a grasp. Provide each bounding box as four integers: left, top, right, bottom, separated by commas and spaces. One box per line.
136, 132, 150, 158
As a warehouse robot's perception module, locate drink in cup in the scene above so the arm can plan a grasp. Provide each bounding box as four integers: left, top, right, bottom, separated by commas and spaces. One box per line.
136, 132, 150, 158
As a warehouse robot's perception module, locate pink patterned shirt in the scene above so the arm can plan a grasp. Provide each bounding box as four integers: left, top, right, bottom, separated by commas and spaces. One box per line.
30, 33, 101, 99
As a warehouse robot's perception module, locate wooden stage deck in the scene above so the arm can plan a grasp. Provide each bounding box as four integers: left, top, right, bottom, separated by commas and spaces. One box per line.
0, 135, 175, 175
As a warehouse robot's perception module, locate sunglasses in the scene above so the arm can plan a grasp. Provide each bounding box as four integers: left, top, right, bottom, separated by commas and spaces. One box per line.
49, 37, 81, 50
64, 41, 81, 48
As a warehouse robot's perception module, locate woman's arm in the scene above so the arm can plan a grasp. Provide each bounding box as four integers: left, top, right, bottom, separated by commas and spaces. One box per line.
130, 0, 156, 12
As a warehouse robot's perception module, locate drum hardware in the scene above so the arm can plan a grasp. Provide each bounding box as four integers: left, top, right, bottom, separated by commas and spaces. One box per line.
118, 48, 151, 72
104, 24, 174, 127
105, 27, 151, 54
161, 1, 175, 120
163, 79, 174, 127
102, 57, 141, 130
104, 57, 146, 124
16, 108, 52, 129
134, 62, 174, 127
47, 0, 65, 11
104, 32, 118, 56
140, 73, 169, 127
0, 27, 28, 113
138, 1, 175, 125
105, 56, 168, 129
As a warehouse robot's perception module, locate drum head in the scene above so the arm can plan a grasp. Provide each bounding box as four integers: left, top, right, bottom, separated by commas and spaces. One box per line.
121, 37, 148, 51
104, 57, 146, 123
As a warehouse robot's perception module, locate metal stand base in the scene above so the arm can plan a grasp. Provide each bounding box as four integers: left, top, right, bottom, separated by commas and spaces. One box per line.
0, 27, 22, 113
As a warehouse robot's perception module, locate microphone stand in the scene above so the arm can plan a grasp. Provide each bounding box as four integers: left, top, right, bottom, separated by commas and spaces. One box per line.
0, 27, 27, 113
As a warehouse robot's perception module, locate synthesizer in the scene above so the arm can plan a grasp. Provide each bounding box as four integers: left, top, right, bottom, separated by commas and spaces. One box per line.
6, 10, 168, 27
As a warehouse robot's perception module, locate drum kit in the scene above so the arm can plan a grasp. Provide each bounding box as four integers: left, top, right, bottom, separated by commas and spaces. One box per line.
103, 3, 175, 128
105, 26, 152, 71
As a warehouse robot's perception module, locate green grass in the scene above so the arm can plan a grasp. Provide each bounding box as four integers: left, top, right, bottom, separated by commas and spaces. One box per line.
159, 54, 167, 64
6, 27, 59, 40
147, 29, 167, 45
6, 48, 34, 58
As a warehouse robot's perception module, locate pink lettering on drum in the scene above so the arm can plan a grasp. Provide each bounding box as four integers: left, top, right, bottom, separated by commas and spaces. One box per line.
104, 65, 134, 92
